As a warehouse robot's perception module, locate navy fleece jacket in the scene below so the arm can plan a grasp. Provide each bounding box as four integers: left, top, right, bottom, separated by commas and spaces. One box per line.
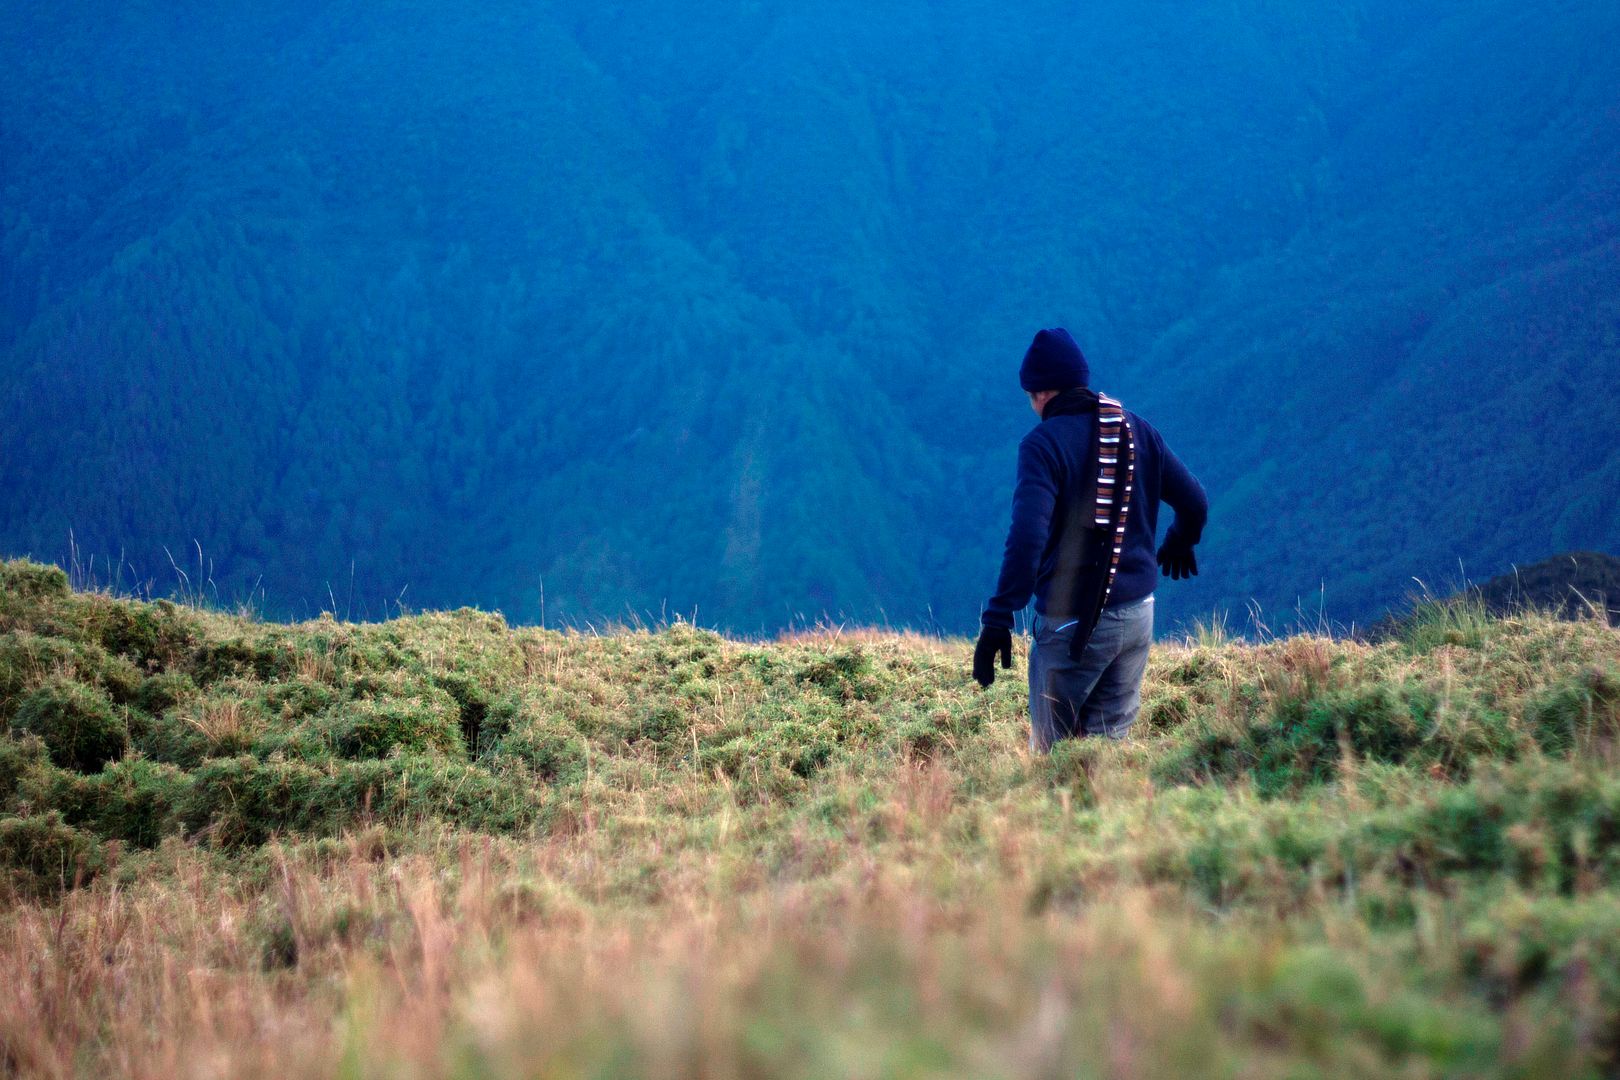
982, 408, 1208, 629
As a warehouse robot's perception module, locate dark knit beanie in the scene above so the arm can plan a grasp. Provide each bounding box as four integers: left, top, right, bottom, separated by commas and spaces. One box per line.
1019, 327, 1090, 392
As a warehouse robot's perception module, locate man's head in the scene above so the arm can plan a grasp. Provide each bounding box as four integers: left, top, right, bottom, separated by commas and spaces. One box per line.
1019, 328, 1089, 400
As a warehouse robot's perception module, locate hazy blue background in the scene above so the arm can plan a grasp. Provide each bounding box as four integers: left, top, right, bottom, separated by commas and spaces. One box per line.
3, 1, 1618, 634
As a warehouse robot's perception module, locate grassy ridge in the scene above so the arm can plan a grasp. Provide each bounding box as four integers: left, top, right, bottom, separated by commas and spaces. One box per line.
2, 558, 1619, 1077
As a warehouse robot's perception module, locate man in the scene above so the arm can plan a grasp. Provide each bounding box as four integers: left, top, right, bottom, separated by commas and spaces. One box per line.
974, 327, 1208, 752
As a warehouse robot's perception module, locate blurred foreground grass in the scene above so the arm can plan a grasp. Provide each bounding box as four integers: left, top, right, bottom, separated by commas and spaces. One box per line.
2, 558, 1619, 1078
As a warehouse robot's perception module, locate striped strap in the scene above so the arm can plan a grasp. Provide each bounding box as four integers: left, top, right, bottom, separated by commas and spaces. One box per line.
1091, 395, 1135, 613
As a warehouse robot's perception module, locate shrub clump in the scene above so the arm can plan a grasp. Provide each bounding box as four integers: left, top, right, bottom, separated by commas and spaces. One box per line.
1034, 738, 1101, 806
135, 671, 199, 716
1154, 683, 1521, 797
325, 693, 464, 760
87, 598, 199, 668
1524, 667, 1620, 755
0, 733, 50, 805
134, 691, 266, 768
0, 811, 106, 898
1362, 762, 1620, 894
47, 757, 192, 848
433, 670, 496, 754
10, 678, 128, 773
0, 633, 76, 719
490, 712, 588, 784
893, 703, 981, 759
793, 645, 882, 700
176, 754, 537, 848
0, 560, 70, 600
188, 634, 300, 686
700, 720, 838, 796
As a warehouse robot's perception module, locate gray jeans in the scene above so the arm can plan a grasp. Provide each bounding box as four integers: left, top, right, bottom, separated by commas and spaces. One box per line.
1027, 594, 1154, 752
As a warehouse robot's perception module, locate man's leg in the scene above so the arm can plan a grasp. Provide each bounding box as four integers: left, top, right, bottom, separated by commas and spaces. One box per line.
1027, 613, 1125, 753
1027, 619, 1065, 753
1078, 596, 1155, 740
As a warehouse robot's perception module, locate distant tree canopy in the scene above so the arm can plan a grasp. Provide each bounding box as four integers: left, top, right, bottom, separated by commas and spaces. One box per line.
2, 0, 1618, 633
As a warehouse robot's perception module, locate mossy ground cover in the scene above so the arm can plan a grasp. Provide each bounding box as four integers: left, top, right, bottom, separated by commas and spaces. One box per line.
2, 558, 1619, 1077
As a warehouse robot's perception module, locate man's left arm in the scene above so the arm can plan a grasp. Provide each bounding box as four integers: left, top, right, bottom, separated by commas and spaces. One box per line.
975, 437, 1059, 686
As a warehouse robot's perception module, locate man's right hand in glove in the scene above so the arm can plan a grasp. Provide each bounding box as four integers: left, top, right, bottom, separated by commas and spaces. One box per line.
973, 625, 1013, 688
1156, 539, 1198, 581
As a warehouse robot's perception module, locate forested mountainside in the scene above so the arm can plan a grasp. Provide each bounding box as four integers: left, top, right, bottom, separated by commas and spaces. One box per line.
3, 1, 1617, 632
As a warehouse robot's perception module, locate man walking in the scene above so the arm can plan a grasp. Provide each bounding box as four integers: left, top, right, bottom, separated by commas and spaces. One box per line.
974, 327, 1208, 751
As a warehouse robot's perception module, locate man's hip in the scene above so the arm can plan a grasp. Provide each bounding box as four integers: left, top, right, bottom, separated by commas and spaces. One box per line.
1027, 594, 1154, 751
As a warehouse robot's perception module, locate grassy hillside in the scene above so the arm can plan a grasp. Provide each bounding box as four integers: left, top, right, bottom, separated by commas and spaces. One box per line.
3, 557, 1620, 1076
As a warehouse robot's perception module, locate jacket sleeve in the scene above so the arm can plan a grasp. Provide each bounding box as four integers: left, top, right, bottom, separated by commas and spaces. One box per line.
982, 434, 1060, 628
1155, 427, 1209, 549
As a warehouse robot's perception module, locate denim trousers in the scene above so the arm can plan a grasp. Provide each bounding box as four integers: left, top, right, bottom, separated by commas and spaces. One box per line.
1027, 594, 1154, 752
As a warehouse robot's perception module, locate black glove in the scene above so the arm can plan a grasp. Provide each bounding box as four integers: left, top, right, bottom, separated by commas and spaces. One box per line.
973, 625, 1013, 688
1156, 540, 1198, 581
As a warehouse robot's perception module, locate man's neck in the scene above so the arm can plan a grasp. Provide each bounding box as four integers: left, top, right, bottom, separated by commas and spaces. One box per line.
1041, 387, 1100, 420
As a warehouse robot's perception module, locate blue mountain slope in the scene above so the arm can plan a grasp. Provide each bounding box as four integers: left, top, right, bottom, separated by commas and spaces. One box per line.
2, 0, 1616, 632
